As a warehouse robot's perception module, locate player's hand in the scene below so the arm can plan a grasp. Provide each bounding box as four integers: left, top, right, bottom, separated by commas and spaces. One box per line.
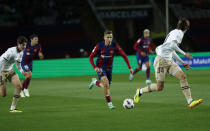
94, 67, 101, 73
140, 52, 146, 57
129, 68, 133, 74
183, 63, 192, 70
149, 50, 155, 54
39, 52, 44, 59
185, 53, 192, 59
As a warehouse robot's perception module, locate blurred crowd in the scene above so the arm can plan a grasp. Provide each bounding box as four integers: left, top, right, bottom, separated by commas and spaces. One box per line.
0, 0, 80, 26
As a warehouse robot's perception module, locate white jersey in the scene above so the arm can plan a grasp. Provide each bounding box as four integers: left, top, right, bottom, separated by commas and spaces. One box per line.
0, 46, 23, 72
156, 29, 186, 60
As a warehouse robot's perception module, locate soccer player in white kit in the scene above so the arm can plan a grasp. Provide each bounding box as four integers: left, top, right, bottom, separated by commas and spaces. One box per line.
134, 18, 203, 108
0, 36, 28, 112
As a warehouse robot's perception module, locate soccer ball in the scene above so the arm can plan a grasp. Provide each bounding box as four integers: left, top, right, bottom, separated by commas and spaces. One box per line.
123, 98, 134, 109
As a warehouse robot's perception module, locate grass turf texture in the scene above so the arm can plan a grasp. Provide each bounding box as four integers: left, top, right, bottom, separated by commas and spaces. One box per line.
0, 70, 210, 131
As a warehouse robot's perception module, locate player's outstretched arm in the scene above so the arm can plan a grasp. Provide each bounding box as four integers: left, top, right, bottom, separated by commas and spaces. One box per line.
184, 52, 192, 59
172, 51, 184, 64
171, 40, 186, 55
133, 39, 146, 56
89, 44, 99, 70
116, 44, 133, 73
172, 51, 191, 70
171, 40, 192, 59
38, 44, 44, 59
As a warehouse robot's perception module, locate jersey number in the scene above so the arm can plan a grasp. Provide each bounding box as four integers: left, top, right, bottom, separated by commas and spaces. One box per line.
157, 67, 164, 73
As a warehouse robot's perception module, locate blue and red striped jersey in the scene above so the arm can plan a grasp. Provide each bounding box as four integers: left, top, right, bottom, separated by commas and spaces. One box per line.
133, 36, 151, 55
89, 41, 131, 70
21, 42, 42, 65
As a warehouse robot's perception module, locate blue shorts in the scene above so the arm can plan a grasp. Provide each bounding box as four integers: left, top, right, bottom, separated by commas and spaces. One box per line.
136, 52, 149, 66
21, 63, 32, 72
97, 68, 112, 84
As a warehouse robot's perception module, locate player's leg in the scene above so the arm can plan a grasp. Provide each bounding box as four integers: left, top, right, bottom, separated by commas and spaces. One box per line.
20, 64, 32, 97
88, 78, 105, 89
145, 59, 152, 85
129, 53, 142, 81
0, 73, 7, 97
0, 85, 6, 97
22, 71, 32, 97
134, 81, 163, 103
101, 73, 115, 109
134, 56, 167, 103
133, 65, 142, 75
174, 69, 203, 108
9, 70, 22, 112
88, 70, 105, 89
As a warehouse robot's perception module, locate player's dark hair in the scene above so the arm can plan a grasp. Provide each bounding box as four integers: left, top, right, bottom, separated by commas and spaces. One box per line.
104, 30, 113, 36
177, 18, 190, 31
17, 36, 28, 45
29, 34, 38, 40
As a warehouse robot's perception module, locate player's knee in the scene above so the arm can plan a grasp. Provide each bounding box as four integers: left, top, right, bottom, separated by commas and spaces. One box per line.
101, 80, 108, 88
107, 84, 110, 89
26, 72, 32, 79
28, 74, 32, 79
100, 83, 105, 88
137, 66, 142, 70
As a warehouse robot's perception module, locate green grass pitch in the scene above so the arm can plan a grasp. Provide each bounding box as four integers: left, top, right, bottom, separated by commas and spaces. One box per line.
0, 70, 210, 131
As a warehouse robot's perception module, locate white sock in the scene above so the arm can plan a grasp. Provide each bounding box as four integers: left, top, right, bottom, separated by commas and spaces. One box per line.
94, 80, 97, 85
187, 98, 193, 104
10, 106, 16, 110
140, 88, 143, 94
108, 102, 112, 105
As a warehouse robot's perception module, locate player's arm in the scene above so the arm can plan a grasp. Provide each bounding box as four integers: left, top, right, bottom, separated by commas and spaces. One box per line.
38, 44, 44, 59
133, 38, 146, 56
89, 44, 100, 73
172, 51, 191, 70
3, 48, 13, 61
116, 44, 133, 74
171, 40, 192, 59
133, 38, 142, 53
1, 49, 13, 69
172, 51, 184, 64
148, 45, 155, 54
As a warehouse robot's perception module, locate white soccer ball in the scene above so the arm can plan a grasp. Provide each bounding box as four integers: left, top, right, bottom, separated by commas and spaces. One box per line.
123, 98, 134, 109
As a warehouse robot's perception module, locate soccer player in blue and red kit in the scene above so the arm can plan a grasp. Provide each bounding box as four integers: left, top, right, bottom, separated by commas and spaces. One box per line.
88, 30, 133, 109
129, 29, 155, 85
20, 34, 44, 97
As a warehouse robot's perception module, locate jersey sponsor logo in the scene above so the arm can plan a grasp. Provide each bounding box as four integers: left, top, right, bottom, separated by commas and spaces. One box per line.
137, 39, 141, 43
143, 45, 149, 48
92, 46, 97, 53
26, 52, 30, 55
101, 55, 112, 58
